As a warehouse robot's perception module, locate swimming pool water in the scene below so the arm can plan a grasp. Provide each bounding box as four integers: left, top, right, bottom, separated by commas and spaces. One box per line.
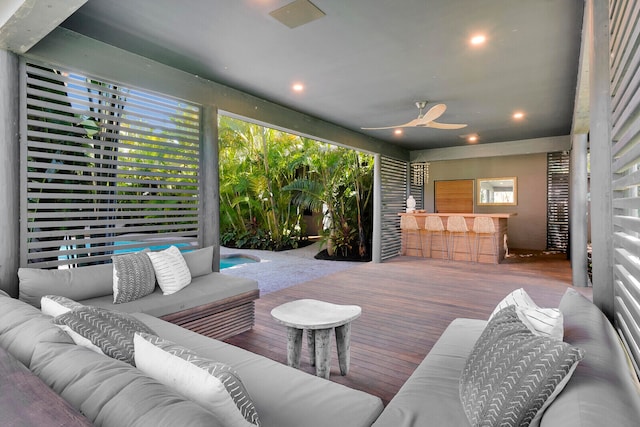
220, 256, 258, 269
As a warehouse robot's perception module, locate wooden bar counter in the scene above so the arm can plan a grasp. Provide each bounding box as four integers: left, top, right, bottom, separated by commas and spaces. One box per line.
398, 212, 515, 264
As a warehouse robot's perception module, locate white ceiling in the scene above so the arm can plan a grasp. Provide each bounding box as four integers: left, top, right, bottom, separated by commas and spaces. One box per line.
4, 0, 586, 151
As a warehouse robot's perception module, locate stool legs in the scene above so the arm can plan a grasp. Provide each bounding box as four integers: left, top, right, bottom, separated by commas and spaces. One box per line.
304, 324, 353, 378
287, 327, 303, 368
449, 231, 472, 261
335, 322, 352, 375
475, 232, 498, 262
427, 230, 448, 259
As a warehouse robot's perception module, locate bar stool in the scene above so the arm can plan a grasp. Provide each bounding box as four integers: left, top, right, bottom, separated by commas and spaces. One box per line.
473, 216, 498, 262
446, 216, 472, 261
400, 215, 424, 256
424, 216, 448, 259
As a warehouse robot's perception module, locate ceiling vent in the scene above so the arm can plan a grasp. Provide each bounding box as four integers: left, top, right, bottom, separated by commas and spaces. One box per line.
269, 0, 326, 29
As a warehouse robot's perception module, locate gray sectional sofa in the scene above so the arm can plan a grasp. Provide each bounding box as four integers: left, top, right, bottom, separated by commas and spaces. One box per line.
18, 246, 260, 339
0, 290, 384, 427
3, 249, 640, 427
372, 288, 640, 427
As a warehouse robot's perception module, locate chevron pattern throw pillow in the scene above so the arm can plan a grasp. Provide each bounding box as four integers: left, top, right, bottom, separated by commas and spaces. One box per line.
53, 307, 156, 365
134, 333, 261, 427
460, 305, 584, 427
112, 251, 156, 304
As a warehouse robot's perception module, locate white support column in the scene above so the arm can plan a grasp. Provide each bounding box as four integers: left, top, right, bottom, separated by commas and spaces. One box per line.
588, 0, 614, 317
201, 105, 220, 271
372, 153, 382, 263
0, 49, 20, 296
570, 134, 589, 287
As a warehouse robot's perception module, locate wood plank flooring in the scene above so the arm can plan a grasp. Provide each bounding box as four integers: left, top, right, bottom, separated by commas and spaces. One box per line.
225, 251, 591, 405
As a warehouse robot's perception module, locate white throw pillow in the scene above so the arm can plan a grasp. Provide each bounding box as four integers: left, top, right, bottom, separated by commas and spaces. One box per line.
146, 245, 192, 295
40, 295, 84, 317
134, 333, 260, 426
490, 288, 564, 340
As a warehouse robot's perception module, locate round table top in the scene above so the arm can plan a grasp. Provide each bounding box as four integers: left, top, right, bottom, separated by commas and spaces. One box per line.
271, 299, 362, 329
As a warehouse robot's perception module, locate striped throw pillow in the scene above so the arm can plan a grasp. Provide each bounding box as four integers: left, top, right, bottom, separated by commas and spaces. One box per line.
146, 246, 191, 295
460, 305, 584, 427
490, 288, 564, 340
112, 251, 156, 304
134, 333, 260, 427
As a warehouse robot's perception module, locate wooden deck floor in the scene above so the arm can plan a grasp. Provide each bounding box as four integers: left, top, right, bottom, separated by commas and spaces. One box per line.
225, 251, 592, 405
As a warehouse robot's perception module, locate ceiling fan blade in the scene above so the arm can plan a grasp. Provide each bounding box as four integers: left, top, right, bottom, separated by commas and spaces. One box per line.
425, 121, 468, 130
417, 103, 446, 125
362, 117, 422, 130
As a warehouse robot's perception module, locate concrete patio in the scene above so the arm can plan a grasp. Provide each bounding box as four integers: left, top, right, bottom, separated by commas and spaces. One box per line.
220, 242, 365, 294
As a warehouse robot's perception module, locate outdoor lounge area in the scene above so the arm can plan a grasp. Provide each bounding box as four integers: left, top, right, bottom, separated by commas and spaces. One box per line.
2, 1, 640, 426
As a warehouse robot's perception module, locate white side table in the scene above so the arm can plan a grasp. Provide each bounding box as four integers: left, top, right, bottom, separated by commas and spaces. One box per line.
271, 299, 361, 379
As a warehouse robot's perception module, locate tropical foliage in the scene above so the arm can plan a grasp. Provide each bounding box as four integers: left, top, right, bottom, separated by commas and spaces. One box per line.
218, 116, 374, 258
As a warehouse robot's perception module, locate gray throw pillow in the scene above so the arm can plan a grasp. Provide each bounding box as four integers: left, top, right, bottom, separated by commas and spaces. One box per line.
112, 251, 156, 304
459, 305, 584, 427
53, 307, 155, 366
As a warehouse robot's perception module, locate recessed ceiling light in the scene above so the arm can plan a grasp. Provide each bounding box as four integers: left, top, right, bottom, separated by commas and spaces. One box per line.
394, 129, 403, 135
467, 135, 478, 143
513, 111, 525, 119
470, 35, 486, 45
292, 83, 304, 92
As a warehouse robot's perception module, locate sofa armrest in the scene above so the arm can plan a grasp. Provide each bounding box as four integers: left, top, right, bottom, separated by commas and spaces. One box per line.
0, 345, 92, 426
540, 288, 640, 427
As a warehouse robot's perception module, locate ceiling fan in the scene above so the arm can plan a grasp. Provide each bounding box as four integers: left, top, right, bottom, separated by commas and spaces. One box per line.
362, 101, 468, 130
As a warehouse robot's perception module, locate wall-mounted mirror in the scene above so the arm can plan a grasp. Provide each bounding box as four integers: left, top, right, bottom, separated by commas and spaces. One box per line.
477, 177, 517, 206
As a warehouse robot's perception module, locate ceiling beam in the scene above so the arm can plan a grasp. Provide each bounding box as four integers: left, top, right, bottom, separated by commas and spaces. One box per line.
25, 27, 408, 160
0, 0, 86, 54
410, 135, 571, 162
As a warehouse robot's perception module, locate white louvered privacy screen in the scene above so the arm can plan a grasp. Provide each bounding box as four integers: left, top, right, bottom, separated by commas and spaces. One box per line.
21, 62, 202, 268
380, 156, 408, 260
610, 0, 640, 377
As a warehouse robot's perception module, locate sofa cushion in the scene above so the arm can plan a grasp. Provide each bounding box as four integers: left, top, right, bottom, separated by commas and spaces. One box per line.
183, 246, 214, 278
460, 305, 583, 427
147, 245, 192, 295
112, 251, 156, 304
53, 306, 156, 365
0, 293, 73, 367
540, 288, 640, 427
372, 318, 487, 427
0, 345, 92, 426
491, 288, 564, 340
40, 295, 84, 317
133, 312, 384, 427
135, 333, 260, 426
19, 263, 113, 307
30, 341, 226, 427
81, 272, 259, 317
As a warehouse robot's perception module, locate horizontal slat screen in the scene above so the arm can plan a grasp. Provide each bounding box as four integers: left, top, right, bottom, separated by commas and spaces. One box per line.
547, 152, 570, 252
610, 0, 640, 378
380, 156, 407, 260
21, 62, 202, 268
